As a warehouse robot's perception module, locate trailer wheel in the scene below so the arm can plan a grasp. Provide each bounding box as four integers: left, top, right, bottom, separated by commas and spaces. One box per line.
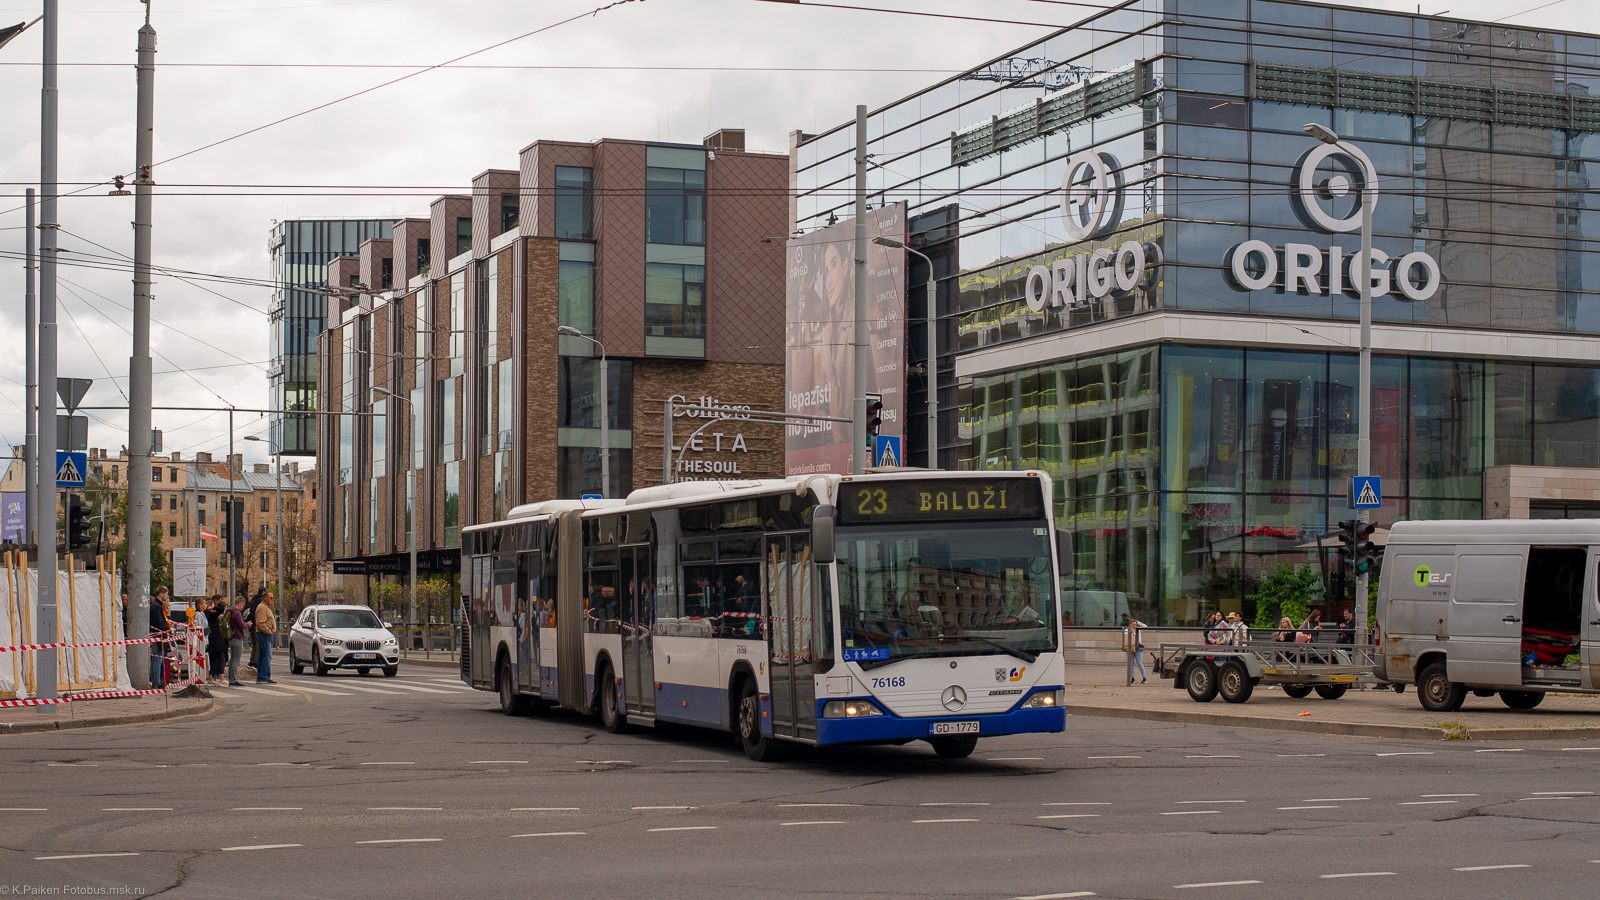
1500, 690, 1544, 710
1185, 660, 1219, 703
1283, 684, 1313, 700
1417, 662, 1465, 712
1314, 684, 1349, 700
1218, 660, 1254, 704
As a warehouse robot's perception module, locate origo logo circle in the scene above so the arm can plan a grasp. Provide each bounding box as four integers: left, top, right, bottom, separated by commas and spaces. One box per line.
1291, 141, 1379, 235
1413, 564, 1431, 587
1059, 150, 1124, 242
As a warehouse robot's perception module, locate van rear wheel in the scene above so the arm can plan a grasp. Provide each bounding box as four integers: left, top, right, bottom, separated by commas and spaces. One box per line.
1417, 662, 1466, 712
1314, 684, 1348, 700
1185, 660, 1219, 703
1283, 684, 1313, 699
1500, 690, 1544, 710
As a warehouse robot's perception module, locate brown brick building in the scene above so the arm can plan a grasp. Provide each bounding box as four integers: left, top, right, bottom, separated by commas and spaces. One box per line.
317, 129, 790, 588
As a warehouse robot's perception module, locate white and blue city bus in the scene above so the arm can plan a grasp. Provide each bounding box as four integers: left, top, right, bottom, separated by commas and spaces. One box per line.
460, 470, 1065, 761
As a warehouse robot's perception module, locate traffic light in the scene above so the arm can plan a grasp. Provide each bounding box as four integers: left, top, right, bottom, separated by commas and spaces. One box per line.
226, 499, 244, 558
1351, 521, 1378, 573
865, 393, 884, 442
1334, 518, 1358, 569
66, 494, 92, 549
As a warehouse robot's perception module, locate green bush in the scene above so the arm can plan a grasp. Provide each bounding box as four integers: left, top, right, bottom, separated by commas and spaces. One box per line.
1251, 563, 1321, 629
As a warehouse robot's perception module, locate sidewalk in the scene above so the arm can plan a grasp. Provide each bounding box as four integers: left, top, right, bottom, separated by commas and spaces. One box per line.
1, 692, 214, 735
1063, 663, 1600, 741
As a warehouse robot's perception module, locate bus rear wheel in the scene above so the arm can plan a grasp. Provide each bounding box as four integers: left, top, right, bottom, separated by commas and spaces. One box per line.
929, 735, 979, 758
736, 679, 780, 762
499, 657, 529, 716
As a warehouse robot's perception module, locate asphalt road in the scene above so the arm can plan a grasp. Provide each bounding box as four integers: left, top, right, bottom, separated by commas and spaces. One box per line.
2, 666, 1597, 899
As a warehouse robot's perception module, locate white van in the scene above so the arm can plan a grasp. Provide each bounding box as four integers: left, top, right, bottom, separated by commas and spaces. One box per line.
1375, 519, 1599, 712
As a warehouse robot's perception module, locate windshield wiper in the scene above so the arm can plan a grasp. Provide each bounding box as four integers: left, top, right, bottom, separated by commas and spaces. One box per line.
928, 635, 1039, 664
856, 648, 958, 671
853, 637, 1039, 670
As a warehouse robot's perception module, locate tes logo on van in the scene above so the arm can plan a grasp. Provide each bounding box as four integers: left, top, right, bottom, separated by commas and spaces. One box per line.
1413, 565, 1451, 588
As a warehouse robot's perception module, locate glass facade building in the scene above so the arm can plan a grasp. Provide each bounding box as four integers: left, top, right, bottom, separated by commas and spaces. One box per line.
792, 0, 1600, 626
269, 218, 394, 456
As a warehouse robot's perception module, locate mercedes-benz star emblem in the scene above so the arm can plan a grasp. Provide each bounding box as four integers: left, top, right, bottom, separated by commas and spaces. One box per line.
941, 685, 967, 712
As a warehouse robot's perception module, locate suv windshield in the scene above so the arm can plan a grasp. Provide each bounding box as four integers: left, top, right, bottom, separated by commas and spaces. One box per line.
836, 520, 1056, 663
317, 609, 382, 630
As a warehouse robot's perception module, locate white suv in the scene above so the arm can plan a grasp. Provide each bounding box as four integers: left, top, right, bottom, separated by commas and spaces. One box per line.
287, 605, 399, 677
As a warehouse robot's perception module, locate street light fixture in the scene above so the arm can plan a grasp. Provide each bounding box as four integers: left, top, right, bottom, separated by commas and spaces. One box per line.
242, 435, 285, 629
557, 326, 609, 498
1303, 121, 1377, 642
873, 235, 939, 469
373, 386, 418, 626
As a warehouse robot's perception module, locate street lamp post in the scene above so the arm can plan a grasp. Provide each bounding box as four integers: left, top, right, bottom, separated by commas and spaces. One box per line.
373, 387, 417, 625
243, 436, 284, 628
873, 236, 938, 469
557, 327, 609, 498
1304, 122, 1376, 643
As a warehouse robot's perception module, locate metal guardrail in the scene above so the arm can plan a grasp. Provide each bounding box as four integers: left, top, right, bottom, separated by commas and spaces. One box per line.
394, 623, 458, 661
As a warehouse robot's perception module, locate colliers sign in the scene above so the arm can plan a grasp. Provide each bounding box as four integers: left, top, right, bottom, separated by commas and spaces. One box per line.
1024, 139, 1441, 314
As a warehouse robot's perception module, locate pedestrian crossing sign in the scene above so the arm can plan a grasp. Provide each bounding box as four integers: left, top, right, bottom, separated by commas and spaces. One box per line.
1350, 475, 1381, 509
55, 451, 86, 487
874, 435, 902, 468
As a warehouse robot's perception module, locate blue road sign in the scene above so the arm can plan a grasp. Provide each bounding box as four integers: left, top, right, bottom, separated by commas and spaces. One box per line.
581, 493, 603, 500
1350, 475, 1382, 509
55, 451, 87, 488
874, 435, 903, 468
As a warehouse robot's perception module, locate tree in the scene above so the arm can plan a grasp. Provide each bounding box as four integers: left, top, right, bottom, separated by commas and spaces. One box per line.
1251, 563, 1320, 629
83, 468, 171, 593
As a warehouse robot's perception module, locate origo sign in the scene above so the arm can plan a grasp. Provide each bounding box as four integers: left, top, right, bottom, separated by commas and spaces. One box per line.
1224, 140, 1441, 301
1024, 150, 1158, 313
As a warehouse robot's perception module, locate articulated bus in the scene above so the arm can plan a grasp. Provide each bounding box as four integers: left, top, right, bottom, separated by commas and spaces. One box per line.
459, 470, 1066, 760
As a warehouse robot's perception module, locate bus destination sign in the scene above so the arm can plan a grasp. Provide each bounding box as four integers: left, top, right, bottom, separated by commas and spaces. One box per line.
839, 478, 1046, 525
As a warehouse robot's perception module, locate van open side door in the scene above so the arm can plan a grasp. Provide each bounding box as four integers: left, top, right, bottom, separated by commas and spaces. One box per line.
1587, 549, 1600, 691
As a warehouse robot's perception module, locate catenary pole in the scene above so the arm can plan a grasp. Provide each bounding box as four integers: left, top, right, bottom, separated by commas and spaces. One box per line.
851, 104, 868, 475
125, 3, 157, 688
1354, 141, 1374, 645
24, 189, 36, 546
34, 0, 60, 700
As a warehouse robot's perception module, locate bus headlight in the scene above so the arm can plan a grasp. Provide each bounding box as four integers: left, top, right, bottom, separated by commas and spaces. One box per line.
822, 699, 884, 718
1021, 689, 1063, 709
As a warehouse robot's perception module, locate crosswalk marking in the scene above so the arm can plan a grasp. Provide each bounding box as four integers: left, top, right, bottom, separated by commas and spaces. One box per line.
290, 686, 354, 696
332, 685, 407, 695
372, 683, 457, 695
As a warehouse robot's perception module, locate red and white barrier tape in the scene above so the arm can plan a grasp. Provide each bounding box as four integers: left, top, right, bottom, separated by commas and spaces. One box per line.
0, 627, 194, 655
0, 687, 169, 709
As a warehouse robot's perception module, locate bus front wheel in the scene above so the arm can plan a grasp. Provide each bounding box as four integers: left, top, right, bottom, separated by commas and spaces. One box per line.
736, 680, 780, 762
929, 735, 979, 759
598, 665, 629, 733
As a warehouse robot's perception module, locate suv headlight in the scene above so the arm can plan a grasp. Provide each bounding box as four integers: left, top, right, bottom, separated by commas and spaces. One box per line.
1021, 689, 1063, 709
821, 699, 884, 718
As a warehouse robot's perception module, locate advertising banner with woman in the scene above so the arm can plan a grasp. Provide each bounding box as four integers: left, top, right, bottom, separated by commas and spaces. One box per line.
784, 203, 906, 475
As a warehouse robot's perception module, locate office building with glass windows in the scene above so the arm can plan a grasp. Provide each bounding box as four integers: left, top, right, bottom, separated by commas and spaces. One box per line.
269, 218, 395, 456
791, 0, 1600, 627
317, 130, 791, 580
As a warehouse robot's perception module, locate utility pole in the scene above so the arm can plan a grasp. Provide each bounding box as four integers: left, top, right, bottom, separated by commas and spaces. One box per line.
34, 0, 60, 700
851, 104, 868, 475
125, 3, 157, 689
24, 188, 36, 546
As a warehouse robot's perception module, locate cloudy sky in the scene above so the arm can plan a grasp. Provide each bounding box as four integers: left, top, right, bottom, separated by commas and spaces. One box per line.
0, 0, 1589, 469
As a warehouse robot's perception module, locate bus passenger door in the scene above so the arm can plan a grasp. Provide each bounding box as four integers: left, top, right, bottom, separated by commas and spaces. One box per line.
518, 551, 540, 694
621, 545, 656, 716
768, 534, 818, 742
469, 555, 491, 689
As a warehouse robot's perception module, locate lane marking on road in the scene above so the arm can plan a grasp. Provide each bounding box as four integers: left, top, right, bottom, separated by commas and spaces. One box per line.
1043, 802, 1111, 807
1177, 800, 1244, 804
34, 853, 138, 860
337, 686, 406, 695
1376, 752, 1433, 757
782, 821, 846, 826
469, 761, 528, 765
1087, 756, 1141, 759
1278, 805, 1340, 810
513, 832, 587, 837
356, 838, 444, 845
1400, 801, 1457, 805
1474, 748, 1523, 753
1453, 864, 1529, 872
1533, 791, 1593, 795
0, 808, 47, 811
221, 844, 302, 852
1304, 798, 1368, 802
291, 686, 353, 696
912, 818, 979, 823
1174, 881, 1261, 889
575, 760, 631, 765
513, 807, 580, 812
373, 683, 457, 695
368, 807, 442, 811
1276, 754, 1326, 758
987, 757, 1045, 761
360, 762, 414, 766
100, 808, 172, 812
633, 806, 694, 810
919, 802, 989, 807
1184, 755, 1241, 759
1161, 810, 1220, 816
648, 826, 717, 832
257, 763, 308, 767
1011, 892, 1096, 899
1561, 747, 1600, 751
230, 807, 302, 811
674, 759, 730, 763
1037, 814, 1100, 819
46, 763, 97, 767
1321, 872, 1396, 879
1516, 797, 1571, 801
1421, 793, 1477, 798
779, 803, 860, 808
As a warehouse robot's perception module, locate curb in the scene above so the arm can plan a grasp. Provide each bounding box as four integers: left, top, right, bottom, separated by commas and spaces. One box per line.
1062, 703, 1600, 742
1, 699, 215, 736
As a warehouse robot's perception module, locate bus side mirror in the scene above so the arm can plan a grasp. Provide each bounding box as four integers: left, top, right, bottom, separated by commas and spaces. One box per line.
812, 505, 836, 564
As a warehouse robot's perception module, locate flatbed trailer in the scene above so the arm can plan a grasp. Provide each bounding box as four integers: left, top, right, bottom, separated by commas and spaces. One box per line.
1155, 642, 1381, 703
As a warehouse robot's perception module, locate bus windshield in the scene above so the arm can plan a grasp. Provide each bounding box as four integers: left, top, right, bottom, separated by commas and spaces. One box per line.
835, 520, 1057, 664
